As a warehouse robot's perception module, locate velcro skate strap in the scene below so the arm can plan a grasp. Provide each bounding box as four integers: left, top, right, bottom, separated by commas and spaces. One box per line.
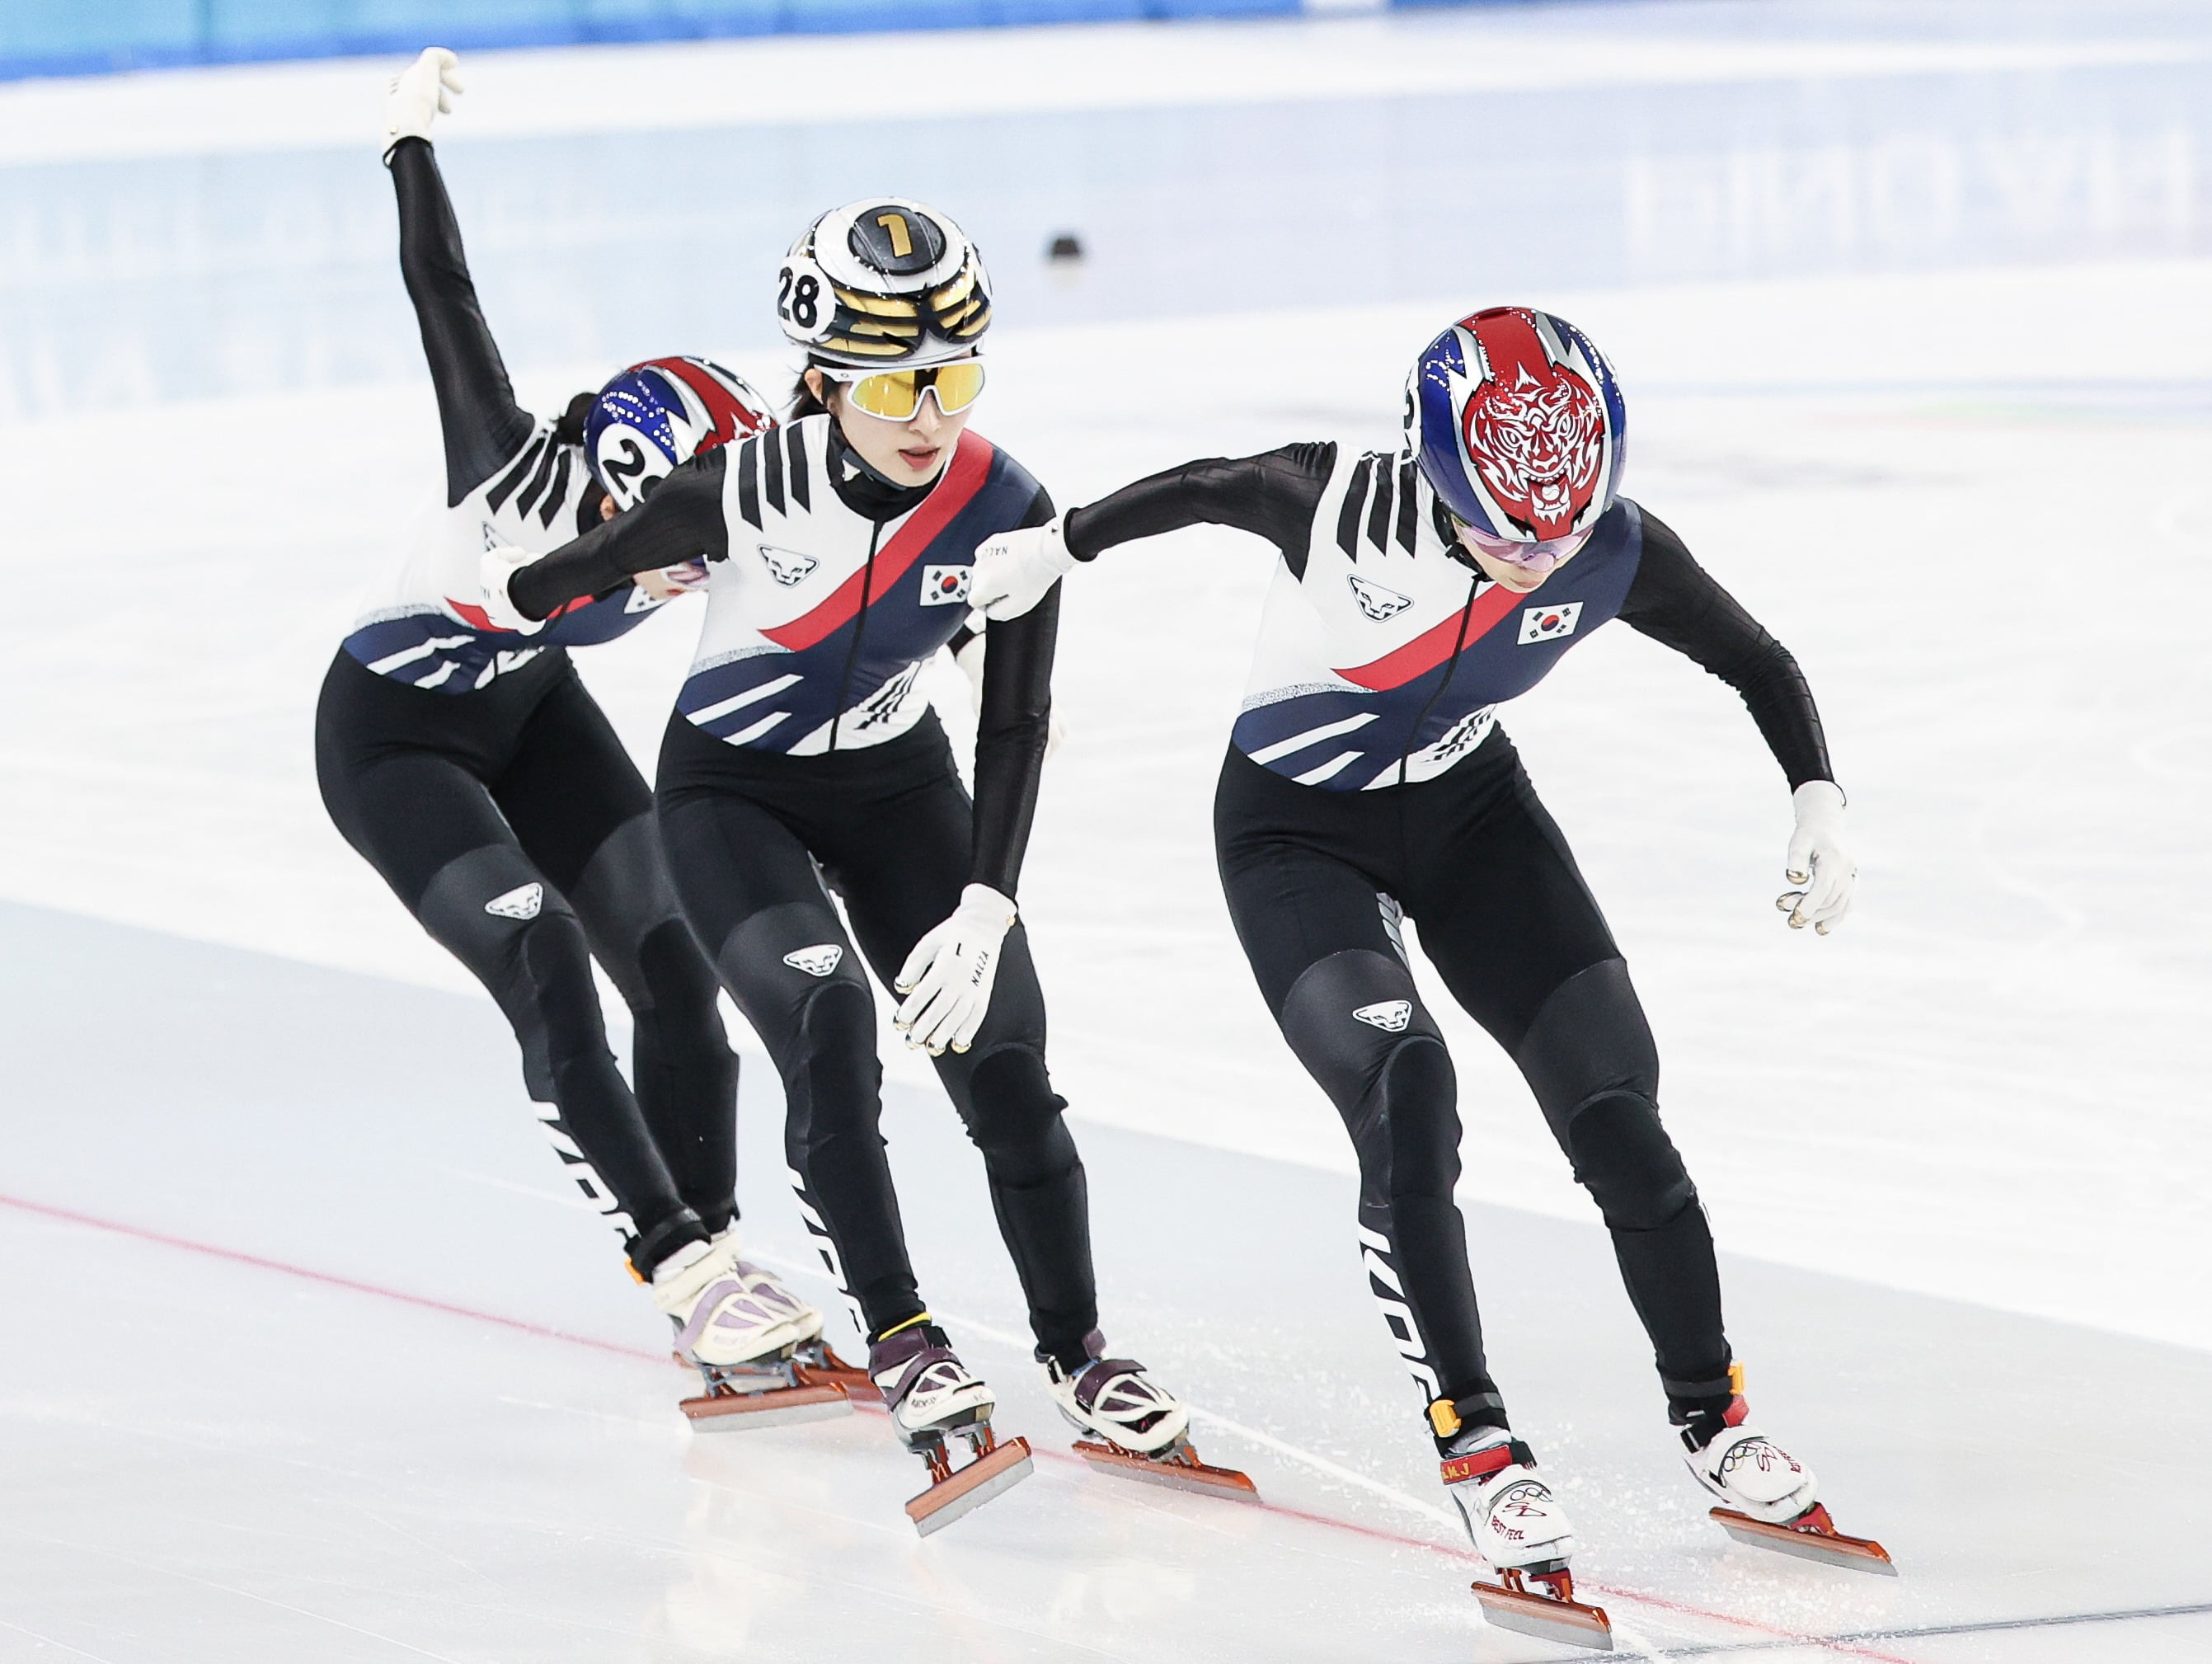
1439, 1438, 1535, 1486
885, 1345, 962, 1403
1072, 1358, 1147, 1413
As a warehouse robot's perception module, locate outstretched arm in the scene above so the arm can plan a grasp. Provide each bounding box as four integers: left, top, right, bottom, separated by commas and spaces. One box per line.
387, 87, 534, 505
504, 453, 729, 621
969, 443, 1336, 619
1620, 509, 1852, 933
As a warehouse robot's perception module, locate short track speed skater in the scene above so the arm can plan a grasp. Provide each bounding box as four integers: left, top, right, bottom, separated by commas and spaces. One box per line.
1044, 1340, 1257, 1502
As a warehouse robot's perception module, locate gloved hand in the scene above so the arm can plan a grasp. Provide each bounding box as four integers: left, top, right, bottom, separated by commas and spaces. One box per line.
386, 47, 463, 153
636, 560, 710, 601
953, 623, 1066, 759
968, 516, 1074, 621
894, 884, 1017, 1055
1778, 781, 1853, 934
476, 541, 545, 635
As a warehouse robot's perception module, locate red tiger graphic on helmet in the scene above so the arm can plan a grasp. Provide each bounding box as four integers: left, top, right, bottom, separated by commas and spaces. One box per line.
1457, 308, 1609, 540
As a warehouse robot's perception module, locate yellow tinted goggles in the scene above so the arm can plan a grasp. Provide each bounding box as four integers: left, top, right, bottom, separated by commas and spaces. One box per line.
829, 360, 987, 421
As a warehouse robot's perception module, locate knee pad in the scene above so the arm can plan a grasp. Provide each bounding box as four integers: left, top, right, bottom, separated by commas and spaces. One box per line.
633, 919, 728, 1051
1514, 958, 1660, 1148
1381, 1038, 1460, 1202
1562, 1090, 1698, 1231
569, 813, 687, 1009
781, 977, 882, 1158
960, 1045, 1076, 1187
1280, 950, 1454, 1206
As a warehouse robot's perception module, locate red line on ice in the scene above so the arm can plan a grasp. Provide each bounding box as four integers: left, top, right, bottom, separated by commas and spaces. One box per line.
0, 1190, 1916, 1662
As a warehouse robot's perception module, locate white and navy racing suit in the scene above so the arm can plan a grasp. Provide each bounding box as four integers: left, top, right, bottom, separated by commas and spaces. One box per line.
313, 135, 735, 1279
509, 413, 1102, 1367
1059, 442, 1838, 1446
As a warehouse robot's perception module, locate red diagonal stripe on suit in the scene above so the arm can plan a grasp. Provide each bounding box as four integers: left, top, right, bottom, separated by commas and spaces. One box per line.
1334, 579, 1519, 691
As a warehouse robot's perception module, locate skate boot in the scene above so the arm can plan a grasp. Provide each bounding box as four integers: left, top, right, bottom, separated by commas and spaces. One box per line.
1679, 1370, 1892, 1573
655, 1235, 852, 1432
1439, 1409, 1613, 1651
1042, 1330, 1256, 1501
869, 1320, 1032, 1535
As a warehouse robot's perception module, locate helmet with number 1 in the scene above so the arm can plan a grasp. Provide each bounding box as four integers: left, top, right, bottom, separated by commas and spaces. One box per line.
584, 355, 773, 511
775, 198, 992, 369
1403, 307, 1627, 543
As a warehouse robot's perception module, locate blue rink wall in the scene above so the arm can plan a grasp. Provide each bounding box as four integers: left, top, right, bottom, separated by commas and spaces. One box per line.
0, 0, 1501, 80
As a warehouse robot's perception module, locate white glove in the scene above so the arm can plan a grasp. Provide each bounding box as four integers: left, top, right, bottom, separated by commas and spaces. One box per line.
476, 541, 545, 636
1778, 781, 1853, 934
968, 516, 1075, 621
385, 48, 463, 153
894, 884, 1017, 1055
953, 623, 1066, 759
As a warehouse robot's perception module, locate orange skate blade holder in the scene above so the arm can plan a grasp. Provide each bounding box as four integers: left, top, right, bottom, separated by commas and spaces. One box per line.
1472, 1567, 1614, 1652
679, 1360, 854, 1432
905, 1427, 1034, 1537
1072, 1436, 1259, 1502
792, 1342, 883, 1403
1711, 1503, 1896, 1574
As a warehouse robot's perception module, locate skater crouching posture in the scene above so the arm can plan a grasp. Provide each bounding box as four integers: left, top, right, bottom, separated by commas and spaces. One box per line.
316, 51, 827, 1376
480, 200, 1232, 1518
970, 307, 1879, 1618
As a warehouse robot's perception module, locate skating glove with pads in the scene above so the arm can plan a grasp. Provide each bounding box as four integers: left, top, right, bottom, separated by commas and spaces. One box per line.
474, 541, 546, 636
1778, 781, 1853, 935
895, 884, 1017, 1055
385, 48, 463, 157
968, 517, 1074, 621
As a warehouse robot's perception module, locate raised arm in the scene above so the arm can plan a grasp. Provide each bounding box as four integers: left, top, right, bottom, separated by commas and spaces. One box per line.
387, 135, 534, 505
505, 452, 730, 621
1618, 509, 1834, 790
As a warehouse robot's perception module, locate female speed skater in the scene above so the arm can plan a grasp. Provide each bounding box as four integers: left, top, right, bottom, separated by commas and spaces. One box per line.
316, 50, 831, 1391
968, 305, 1881, 1633
473, 198, 1241, 1526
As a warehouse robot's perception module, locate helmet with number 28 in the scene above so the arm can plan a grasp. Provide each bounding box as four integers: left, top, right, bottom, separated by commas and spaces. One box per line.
775, 199, 992, 369
583, 356, 774, 511
1404, 306, 1627, 546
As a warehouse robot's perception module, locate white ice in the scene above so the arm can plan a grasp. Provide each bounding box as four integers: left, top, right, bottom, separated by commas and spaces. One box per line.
0, 2, 2207, 1657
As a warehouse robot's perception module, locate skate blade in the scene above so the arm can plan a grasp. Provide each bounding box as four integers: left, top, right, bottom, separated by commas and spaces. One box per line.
794, 1345, 882, 1403
680, 1382, 852, 1432
907, 1436, 1034, 1536
1073, 1438, 1259, 1502
1472, 1580, 1614, 1652
1711, 1507, 1896, 1574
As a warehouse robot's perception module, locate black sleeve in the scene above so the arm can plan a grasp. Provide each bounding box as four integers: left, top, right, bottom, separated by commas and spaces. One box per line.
1618, 509, 1835, 790
971, 486, 1060, 898
1062, 443, 1336, 573
389, 137, 534, 505
510, 453, 730, 621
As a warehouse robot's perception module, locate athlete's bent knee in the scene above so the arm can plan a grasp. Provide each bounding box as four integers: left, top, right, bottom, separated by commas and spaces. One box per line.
1562, 1090, 1697, 1231
960, 1045, 1076, 1187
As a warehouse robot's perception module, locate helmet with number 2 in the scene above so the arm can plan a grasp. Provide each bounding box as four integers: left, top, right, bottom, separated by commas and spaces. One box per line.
584, 355, 773, 511
775, 198, 992, 369
1404, 307, 1627, 543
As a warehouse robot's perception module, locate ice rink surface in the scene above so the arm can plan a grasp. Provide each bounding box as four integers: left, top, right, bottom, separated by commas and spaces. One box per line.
1, 0, 2209, 1657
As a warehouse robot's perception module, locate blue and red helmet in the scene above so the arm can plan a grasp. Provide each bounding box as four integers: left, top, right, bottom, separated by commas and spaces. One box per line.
584, 356, 773, 510
1403, 307, 1627, 545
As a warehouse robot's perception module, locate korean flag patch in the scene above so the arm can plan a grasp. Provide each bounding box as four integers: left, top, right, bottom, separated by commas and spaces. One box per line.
921, 565, 971, 606
1517, 601, 1583, 645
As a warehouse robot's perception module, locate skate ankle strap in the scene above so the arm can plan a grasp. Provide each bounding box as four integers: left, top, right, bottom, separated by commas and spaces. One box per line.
1072, 1358, 1145, 1410
1440, 1438, 1535, 1485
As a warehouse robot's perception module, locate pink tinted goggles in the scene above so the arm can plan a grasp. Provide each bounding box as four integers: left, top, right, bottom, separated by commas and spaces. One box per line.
1454, 520, 1594, 577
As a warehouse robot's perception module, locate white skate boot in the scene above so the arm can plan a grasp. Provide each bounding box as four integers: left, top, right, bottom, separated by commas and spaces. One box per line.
869, 1321, 1032, 1535
658, 1236, 855, 1434
1444, 1422, 1613, 1651
1682, 1382, 1894, 1573
1041, 1332, 1255, 1499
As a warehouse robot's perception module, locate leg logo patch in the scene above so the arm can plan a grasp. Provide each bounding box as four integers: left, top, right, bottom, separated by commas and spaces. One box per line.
1353, 999, 1411, 1032
484, 882, 542, 920
783, 944, 843, 978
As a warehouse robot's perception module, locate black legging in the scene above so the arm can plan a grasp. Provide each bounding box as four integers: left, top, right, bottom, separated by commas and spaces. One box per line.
1214, 730, 1732, 1435
315, 647, 736, 1274
655, 708, 1097, 1367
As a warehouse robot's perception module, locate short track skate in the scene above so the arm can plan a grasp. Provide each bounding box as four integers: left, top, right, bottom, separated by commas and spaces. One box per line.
1711, 1502, 1895, 1573
1072, 1433, 1257, 1502
679, 1340, 877, 1431
1471, 1564, 1614, 1652
905, 1422, 1034, 1536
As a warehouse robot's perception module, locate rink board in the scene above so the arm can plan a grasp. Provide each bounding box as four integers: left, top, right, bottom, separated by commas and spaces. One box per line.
1, 900, 2207, 1662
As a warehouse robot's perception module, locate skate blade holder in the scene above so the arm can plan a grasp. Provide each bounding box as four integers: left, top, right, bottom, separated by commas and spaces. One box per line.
1072, 1436, 1258, 1502
1472, 1565, 1614, 1652
679, 1356, 854, 1433
1712, 1504, 1895, 1574
791, 1342, 883, 1404
906, 1427, 1034, 1536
